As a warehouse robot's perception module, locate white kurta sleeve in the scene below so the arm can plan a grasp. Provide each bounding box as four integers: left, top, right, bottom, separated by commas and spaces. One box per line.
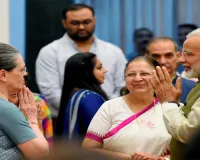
162, 98, 200, 143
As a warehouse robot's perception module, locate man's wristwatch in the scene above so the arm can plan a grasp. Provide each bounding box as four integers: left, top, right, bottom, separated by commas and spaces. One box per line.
168, 101, 180, 107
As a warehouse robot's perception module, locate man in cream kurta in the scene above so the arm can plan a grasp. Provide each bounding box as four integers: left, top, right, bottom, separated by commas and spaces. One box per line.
150, 28, 200, 160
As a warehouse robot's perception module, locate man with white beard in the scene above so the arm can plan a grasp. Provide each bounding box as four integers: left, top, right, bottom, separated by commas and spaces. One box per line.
146, 37, 196, 104
148, 28, 200, 160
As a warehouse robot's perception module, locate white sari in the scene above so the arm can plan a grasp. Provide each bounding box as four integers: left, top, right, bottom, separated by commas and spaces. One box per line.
86, 97, 171, 157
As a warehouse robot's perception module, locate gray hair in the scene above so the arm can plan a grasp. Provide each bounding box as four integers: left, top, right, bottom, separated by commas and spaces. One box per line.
187, 28, 200, 38
146, 36, 178, 54
0, 42, 19, 71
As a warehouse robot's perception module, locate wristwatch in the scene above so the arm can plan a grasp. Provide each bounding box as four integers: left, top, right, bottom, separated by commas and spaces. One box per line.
168, 101, 180, 107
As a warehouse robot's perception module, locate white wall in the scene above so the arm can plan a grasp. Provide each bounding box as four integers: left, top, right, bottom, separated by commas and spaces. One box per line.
0, 0, 9, 43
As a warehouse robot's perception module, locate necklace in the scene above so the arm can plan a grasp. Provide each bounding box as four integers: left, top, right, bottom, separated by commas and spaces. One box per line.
0, 93, 8, 101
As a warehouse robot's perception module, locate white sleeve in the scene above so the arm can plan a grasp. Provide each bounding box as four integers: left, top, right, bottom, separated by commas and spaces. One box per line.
164, 157, 170, 160
35, 45, 61, 116
162, 98, 200, 143
112, 49, 127, 98
86, 101, 111, 139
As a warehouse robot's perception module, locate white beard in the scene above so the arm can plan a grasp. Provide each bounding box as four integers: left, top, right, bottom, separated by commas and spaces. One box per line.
185, 63, 200, 79
184, 69, 198, 79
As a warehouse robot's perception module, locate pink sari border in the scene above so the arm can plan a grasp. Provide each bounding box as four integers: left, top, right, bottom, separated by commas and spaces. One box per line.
85, 132, 103, 143
104, 98, 158, 139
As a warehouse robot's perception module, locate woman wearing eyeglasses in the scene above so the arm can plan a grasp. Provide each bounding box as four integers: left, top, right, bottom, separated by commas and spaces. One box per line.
83, 56, 171, 160
0, 43, 49, 159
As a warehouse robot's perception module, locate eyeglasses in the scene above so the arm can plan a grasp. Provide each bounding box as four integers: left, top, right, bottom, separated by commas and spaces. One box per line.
70, 19, 93, 27
20, 67, 27, 73
177, 51, 192, 57
125, 72, 152, 78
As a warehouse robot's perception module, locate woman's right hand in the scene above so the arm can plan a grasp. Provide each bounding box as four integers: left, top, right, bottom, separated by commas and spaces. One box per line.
18, 86, 38, 123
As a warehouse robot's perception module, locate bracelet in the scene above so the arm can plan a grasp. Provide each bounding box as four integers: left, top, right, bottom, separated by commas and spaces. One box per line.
168, 101, 180, 107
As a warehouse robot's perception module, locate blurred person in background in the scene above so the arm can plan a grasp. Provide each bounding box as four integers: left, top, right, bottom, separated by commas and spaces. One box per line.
178, 24, 198, 49
56, 53, 108, 143
45, 141, 120, 160
126, 27, 154, 61
36, 3, 127, 127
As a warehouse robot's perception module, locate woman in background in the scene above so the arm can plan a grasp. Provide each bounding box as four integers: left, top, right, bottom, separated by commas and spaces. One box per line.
56, 53, 108, 142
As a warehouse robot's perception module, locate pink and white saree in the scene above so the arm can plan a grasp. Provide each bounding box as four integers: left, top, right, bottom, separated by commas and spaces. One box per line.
86, 97, 171, 156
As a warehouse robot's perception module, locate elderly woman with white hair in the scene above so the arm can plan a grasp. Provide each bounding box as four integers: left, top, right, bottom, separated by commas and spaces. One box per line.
0, 43, 49, 159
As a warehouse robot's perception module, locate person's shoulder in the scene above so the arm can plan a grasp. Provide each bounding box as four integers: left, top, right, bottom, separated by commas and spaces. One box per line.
83, 90, 101, 96
181, 77, 196, 83
97, 97, 125, 114
96, 38, 122, 52
80, 90, 105, 102
154, 100, 162, 109
33, 93, 47, 103
0, 99, 17, 109
39, 39, 60, 51
0, 100, 21, 118
102, 97, 123, 106
38, 34, 66, 55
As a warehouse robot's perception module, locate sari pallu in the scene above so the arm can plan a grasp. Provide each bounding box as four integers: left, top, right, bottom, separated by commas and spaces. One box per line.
86, 97, 171, 157
63, 89, 105, 142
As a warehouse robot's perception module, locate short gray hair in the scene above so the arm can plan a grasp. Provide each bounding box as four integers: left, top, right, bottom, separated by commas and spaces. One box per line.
146, 36, 178, 54
187, 28, 200, 38
0, 42, 19, 71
